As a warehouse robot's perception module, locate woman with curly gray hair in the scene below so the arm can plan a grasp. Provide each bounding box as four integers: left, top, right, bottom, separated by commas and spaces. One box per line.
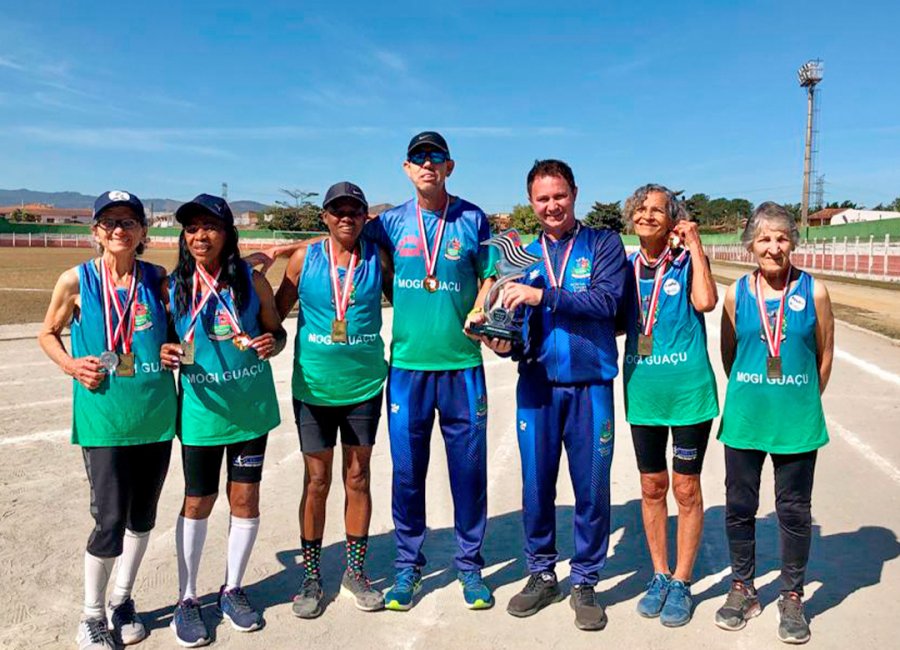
621, 183, 718, 628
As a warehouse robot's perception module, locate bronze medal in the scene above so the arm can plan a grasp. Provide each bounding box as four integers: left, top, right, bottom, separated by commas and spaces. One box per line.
116, 352, 135, 377
424, 275, 439, 293
331, 318, 348, 343
637, 334, 653, 356
181, 339, 195, 365
232, 332, 252, 351
766, 356, 783, 380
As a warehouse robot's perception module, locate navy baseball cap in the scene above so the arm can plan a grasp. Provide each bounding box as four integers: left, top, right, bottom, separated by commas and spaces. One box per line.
407, 131, 450, 156
93, 190, 146, 223
323, 182, 368, 212
175, 193, 234, 226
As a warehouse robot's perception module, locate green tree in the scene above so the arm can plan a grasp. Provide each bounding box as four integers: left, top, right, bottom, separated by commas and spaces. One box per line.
583, 201, 624, 232
10, 208, 38, 223
264, 203, 325, 232
507, 203, 541, 234
684, 193, 710, 225
888, 197, 900, 212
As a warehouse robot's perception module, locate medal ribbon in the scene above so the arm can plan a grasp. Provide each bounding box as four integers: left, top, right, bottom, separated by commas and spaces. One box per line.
416, 198, 449, 279
540, 223, 579, 289
327, 239, 359, 322
755, 266, 791, 359
195, 264, 244, 336
101, 259, 137, 354
183, 268, 221, 343
634, 249, 671, 336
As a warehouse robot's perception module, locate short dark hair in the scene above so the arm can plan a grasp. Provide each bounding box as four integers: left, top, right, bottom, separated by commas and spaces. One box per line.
527, 159, 576, 197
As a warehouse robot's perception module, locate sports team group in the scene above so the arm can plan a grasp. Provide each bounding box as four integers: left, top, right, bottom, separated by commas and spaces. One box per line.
38, 131, 834, 648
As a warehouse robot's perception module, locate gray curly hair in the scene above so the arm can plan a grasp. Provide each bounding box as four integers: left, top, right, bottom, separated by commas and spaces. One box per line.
623, 183, 687, 228
740, 201, 799, 251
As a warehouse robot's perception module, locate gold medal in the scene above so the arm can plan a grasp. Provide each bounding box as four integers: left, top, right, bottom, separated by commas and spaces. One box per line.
637, 334, 653, 356
423, 275, 439, 293
232, 332, 252, 351
181, 339, 195, 365
766, 356, 783, 380
116, 352, 135, 377
331, 318, 348, 343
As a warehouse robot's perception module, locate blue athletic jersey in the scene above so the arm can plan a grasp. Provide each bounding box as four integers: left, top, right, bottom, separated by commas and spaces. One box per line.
517, 225, 627, 384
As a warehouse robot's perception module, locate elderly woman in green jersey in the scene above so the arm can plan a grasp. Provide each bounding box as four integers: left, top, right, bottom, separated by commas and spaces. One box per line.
621, 184, 718, 627
274, 182, 392, 618
716, 202, 834, 645
38, 190, 177, 650
159, 194, 286, 647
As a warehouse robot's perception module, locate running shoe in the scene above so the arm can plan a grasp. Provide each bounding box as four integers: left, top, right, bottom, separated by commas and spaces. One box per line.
170, 598, 210, 648
107, 598, 147, 645
218, 586, 262, 632
636, 572, 670, 618
569, 584, 607, 631
384, 567, 423, 611
660, 579, 693, 627
341, 570, 385, 611
75, 616, 115, 650
458, 570, 494, 610
777, 592, 811, 644
292, 576, 325, 619
507, 571, 563, 618
715, 581, 761, 631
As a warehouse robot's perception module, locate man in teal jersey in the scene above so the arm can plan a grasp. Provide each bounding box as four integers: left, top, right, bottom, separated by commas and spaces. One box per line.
366, 131, 497, 611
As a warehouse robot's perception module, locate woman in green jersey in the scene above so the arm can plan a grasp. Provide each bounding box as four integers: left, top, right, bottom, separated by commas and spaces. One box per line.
39, 190, 177, 650
622, 184, 718, 628
159, 194, 285, 647
715, 202, 834, 645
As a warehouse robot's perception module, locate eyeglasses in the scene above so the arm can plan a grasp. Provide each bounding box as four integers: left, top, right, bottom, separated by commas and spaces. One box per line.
96, 217, 142, 231
183, 222, 224, 234
408, 150, 449, 166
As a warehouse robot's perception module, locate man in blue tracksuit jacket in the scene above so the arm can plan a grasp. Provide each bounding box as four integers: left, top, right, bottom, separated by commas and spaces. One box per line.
478, 159, 626, 631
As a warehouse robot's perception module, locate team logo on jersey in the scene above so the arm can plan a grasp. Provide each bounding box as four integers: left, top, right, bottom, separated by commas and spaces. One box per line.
788, 295, 806, 312
398, 235, 423, 257
444, 237, 463, 261
209, 305, 236, 340
331, 281, 357, 307
663, 278, 681, 296
390, 402, 400, 414
599, 420, 613, 444
475, 394, 488, 418
529, 269, 540, 281
571, 257, 591, 279
760, 309, 787, 344
132, 300, 153, 331
519, 420, 527, 431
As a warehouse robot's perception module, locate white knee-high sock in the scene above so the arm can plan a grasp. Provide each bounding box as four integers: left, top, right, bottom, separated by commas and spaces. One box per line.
225, 516, 260, 590
110, 529, 150, 605
176, 516, 208, 601
84, 552, 116, 619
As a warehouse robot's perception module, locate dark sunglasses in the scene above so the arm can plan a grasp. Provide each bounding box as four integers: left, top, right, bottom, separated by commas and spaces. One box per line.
408, 150, 449, 165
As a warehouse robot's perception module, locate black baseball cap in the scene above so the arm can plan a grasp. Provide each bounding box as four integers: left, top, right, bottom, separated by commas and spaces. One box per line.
175, 193, 234, 226
93, 190, 146, 223
323, 182, 368, 212
407, 131, 450, 156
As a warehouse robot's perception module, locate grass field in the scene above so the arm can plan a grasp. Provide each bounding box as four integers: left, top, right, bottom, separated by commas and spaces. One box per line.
0, 248, 290, 325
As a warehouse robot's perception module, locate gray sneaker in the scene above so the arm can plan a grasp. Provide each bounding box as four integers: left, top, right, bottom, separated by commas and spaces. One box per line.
715, 581, 762, 631
341, 570, 385, 611
107, 598, 147, 645
292, 576, 325, 619
777, 593, 811, 644
75, 616, 115, 650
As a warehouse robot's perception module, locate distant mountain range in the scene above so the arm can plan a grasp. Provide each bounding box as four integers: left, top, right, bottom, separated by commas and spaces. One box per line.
0, 189, 268, 214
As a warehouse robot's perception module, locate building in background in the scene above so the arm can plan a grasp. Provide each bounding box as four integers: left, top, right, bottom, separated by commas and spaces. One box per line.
809, 208, 900, 226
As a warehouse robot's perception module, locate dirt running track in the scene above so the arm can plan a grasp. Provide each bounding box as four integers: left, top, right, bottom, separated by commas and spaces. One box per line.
1, 294, 899, 649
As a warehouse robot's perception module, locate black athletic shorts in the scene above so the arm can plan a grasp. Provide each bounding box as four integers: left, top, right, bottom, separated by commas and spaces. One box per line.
181, 434, 268, 497
630, 420, 713, 475
292, 392, 382, 454
82, 440, 172, 557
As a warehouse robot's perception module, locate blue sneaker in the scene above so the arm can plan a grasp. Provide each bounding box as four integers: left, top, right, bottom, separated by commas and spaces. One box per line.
170, 599, 210, 648
458, 570, 494, 610
636, 573, 670, 618
384, 567, 423, 611
660, 579, 693, 627
218, 586, 263, 632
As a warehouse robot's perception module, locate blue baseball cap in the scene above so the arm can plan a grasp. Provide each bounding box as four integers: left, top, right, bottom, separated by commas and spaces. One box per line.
175, 193, 234, 226
93, 190, 146, 223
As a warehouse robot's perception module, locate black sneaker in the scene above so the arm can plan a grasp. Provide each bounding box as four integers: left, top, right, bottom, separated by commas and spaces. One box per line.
569, 584, 607, 631
507, 571, 563, 618
777, 592, 811, 644
715, 581, 762, 631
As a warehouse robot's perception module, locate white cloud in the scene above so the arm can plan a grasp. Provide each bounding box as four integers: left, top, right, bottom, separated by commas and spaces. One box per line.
0, 55, 25, 70
372, 49, 408, 73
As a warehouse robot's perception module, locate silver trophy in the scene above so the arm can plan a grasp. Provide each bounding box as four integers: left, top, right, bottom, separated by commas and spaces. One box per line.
468, 229, 540, 343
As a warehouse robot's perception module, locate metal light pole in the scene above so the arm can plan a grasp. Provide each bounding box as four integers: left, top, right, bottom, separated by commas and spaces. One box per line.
798, 60, 823, 230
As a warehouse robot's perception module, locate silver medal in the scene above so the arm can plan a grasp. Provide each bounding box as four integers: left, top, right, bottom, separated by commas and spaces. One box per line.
99, 350, 119, 372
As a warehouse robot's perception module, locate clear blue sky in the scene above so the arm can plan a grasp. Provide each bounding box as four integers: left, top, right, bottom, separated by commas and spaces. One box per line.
1, 1, 898, 212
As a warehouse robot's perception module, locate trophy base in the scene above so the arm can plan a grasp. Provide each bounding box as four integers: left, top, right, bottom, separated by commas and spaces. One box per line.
469, 323, 523, 344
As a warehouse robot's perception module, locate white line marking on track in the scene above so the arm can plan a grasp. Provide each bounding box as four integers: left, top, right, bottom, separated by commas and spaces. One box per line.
834, 347, 900, 388
828, 417, 900, 486
0, 397, 70, 412
0, 429, 68, 446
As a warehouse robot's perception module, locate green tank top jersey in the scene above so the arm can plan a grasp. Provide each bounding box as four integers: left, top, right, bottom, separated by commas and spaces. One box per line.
718, 271, 828, 454
70, 260, 177, 447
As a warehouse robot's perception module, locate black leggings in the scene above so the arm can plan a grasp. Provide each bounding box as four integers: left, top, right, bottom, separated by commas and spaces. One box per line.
724, 445, 818, 596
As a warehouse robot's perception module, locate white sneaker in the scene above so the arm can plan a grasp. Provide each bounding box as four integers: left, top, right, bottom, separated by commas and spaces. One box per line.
75, 616, 115, 650
107, 598, 147, 645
